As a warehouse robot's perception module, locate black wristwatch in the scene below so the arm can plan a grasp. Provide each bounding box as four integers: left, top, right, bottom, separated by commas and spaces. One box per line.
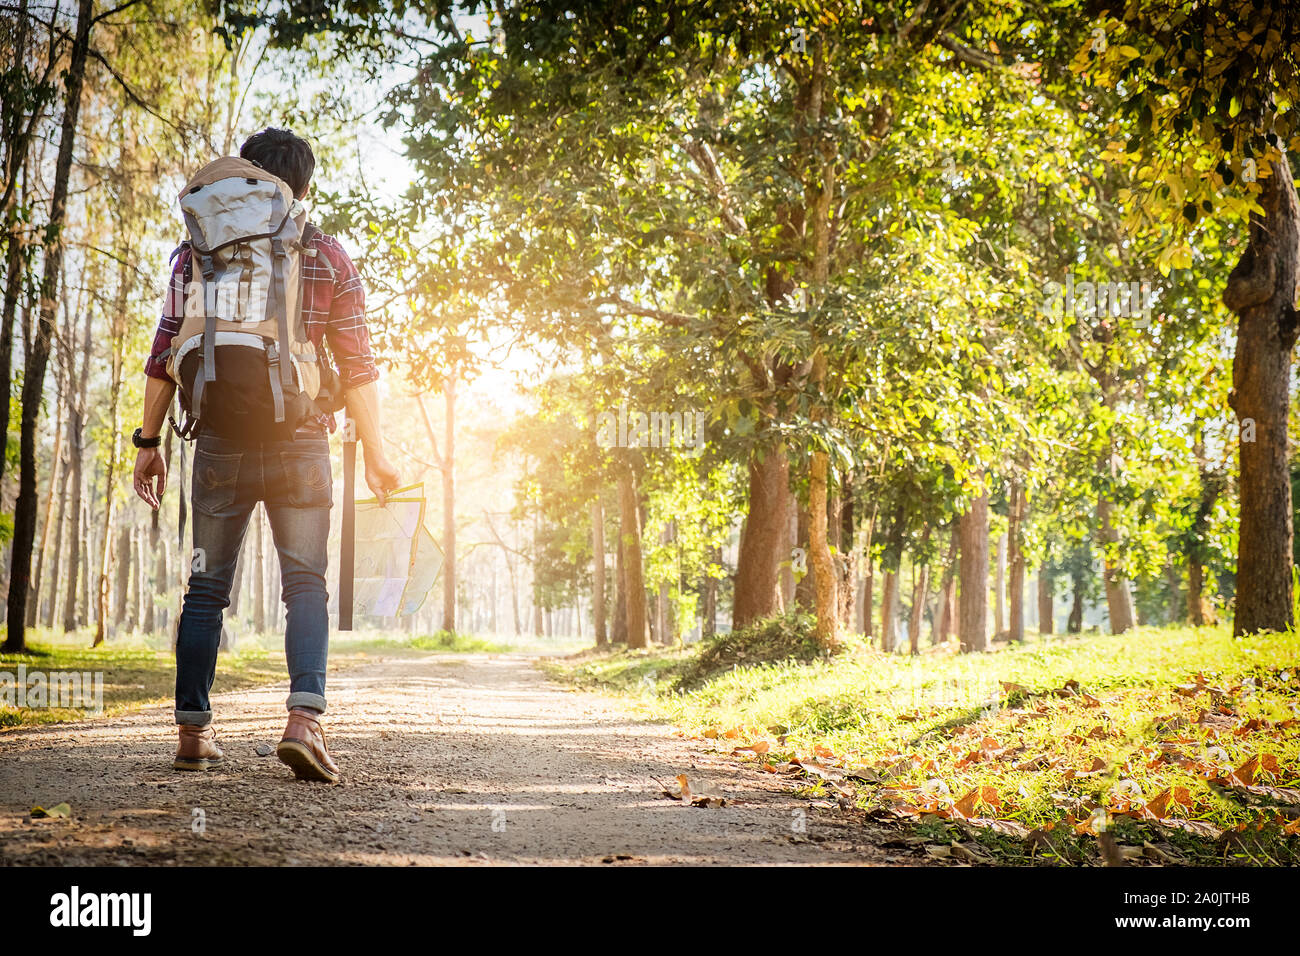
132, 427, 162, 449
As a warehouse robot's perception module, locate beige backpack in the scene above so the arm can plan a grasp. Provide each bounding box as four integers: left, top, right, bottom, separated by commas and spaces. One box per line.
164, 156, 336, 439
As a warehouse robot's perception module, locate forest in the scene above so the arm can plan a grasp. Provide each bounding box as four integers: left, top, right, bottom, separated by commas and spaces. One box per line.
1, 0, 1298, 873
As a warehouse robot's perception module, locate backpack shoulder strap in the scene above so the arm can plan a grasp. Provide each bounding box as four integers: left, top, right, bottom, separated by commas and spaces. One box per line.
298, 222, 337, 281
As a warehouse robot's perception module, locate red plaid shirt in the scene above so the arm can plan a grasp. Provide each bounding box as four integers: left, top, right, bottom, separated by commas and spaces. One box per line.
145, 230, 378, 429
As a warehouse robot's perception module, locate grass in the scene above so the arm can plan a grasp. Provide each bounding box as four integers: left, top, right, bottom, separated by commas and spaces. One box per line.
0, 628, 283, 729
550, 619, 1300, 865
0, 625, 551, 730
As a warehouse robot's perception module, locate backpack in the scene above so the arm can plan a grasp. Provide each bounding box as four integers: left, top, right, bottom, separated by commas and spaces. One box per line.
164, 155, 342, 441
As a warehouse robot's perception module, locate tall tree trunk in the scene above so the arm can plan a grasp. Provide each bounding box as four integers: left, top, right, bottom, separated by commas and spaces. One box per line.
806, 381, 839, 646
958, 494, 989, 653
1007, 481, 1026, 643
702, 545, 719, 639
1224, 150, 1299, 637
57, 302, 92, 631
994, 530, 1007, 636
1037, 570, 1054, 636
441, 380, 456, 632
1163, 558, 1183, 625
908, 554, 929, 657
1187, 456, 1222, 627
837, 484, 856, 629
861, 555, 874, 641
113, 525, 131, 626
1188, 560, 1216, 626
779, 493, 796, 610
936, 524, 959, 643
28, 343, 66, 627
618, 462, 647, 648
144, 502, 161, 633
1097, 495, 1136, 634
3, 0, 94, 653
1068, 565, 1085, 633
42, 431, 71, 629
732, 443, 790, 628
0, 220, 24, 489
591, 496, 607, 646
879, 570, 897, 653
611, 507, 628, 644
908, 565, 929, 655
794, 502, 813, 611
94, 266, 130, 645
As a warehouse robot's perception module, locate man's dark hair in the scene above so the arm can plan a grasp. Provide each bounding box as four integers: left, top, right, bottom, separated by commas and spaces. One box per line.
240, 127, 315, 198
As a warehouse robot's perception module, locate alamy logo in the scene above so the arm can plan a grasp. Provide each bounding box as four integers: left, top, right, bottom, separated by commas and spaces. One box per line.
49, 886, 151, 936
0, 665, 102, 714
1042, 274, 1153, 327
595, 404, 706, 457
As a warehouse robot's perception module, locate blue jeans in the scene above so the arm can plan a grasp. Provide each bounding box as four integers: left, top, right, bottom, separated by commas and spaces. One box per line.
174, 428, 332, 725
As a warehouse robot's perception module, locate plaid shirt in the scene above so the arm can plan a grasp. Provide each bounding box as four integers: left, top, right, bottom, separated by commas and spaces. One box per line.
145, 230, 378, 430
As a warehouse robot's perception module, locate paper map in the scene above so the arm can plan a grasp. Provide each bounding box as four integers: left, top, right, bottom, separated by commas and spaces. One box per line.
347, 483, 442, 618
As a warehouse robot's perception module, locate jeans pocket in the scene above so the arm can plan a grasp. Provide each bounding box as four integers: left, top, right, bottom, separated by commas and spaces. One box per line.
193, 449, 242, 516
278, 448, 332, 508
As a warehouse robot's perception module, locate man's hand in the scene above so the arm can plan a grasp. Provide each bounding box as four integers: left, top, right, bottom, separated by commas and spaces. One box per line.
364, 453, 401, 505
134, 447, 167, 510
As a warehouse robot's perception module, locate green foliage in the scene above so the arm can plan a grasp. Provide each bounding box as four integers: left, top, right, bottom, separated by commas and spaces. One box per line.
408, 630, 507, 653
675, 612, 829, 691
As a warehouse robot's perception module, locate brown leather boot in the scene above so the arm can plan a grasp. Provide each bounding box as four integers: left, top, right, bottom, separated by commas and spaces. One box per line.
174, 723, 224, 771
276, 707, 340, 783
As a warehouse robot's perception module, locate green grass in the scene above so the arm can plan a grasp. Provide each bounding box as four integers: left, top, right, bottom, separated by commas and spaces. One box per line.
550, 621, 1300, 865
0, 625, 537, 730
0, 628, 284, 729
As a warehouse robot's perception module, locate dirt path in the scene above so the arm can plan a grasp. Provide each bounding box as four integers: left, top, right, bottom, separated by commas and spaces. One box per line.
0, 653, 911, 866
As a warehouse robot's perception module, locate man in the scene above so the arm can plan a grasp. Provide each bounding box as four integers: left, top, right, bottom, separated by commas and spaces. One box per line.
132, 128, 399, 783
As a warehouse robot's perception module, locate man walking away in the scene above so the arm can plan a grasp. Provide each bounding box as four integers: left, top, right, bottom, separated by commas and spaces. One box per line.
132, 128, 399, 782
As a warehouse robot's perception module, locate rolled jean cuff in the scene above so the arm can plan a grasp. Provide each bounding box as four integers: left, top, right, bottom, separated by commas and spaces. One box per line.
175, 709, 213, 726
286, 692, 326, 714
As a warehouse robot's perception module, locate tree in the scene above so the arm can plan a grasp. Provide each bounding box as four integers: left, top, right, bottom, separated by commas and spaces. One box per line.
4, 0, 94, 653
1083, 1, 1300, 635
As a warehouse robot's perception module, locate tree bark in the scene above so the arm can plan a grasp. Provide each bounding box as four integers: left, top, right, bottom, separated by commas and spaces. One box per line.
1188, 560, 1216, 626
936, 524, 959, 643
880, 569, 897, 653
144, 502, 162, 633
1067, 573, 1084, 633
794, 501, 813, 611
1097, 495, 1136, 634
702, 545, 719, 639
441, 380, 456, 633
1007, 481, 1026, 642
958, 494, 989, 653
113, 525, 131, 627
837, 484, 856, 629
1223, 149, 1299, 637
28, 341, 66, 627
779, 493, 796, 610
591, 496, 607, 646
732, 443, 790, 629
3, 0, 94, 653
908, 560, 929, 656
1037, 570, 1054, 636
994, 530, 1007, 636
618, 462, 647, 649
611, 504, 627, 644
